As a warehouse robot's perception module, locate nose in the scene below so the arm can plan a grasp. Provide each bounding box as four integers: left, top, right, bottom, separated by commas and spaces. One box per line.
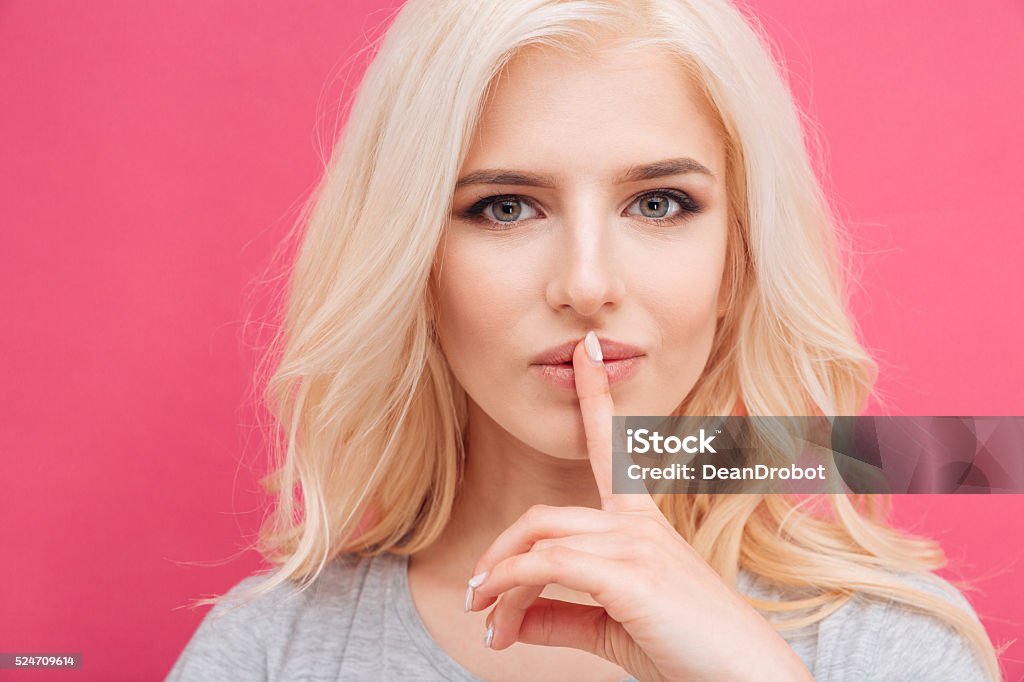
544, 210, 626, 318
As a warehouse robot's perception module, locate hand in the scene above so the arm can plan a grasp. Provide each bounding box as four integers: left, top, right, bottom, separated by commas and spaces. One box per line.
464, 331, 814, 682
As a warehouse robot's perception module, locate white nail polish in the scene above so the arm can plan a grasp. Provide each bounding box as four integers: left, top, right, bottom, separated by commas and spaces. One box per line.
464, 571, 487, 613
585, 330, 603, 362
484, 623, 494, 648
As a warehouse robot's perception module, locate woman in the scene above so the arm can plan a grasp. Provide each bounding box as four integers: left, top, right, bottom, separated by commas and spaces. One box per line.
168, 0, 1003, 680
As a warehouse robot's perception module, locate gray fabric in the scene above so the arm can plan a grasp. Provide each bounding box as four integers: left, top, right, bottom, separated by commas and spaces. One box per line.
166, 551, 990, 681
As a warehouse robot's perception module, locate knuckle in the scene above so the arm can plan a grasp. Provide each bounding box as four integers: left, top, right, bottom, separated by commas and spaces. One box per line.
531, 537, 556, 553
524, 503, 550, 524
634, 538, 661, 565
541, 598, 556, 642
616, 534, 643, 557
641, 512, 669, 535
542, 544, 572, 571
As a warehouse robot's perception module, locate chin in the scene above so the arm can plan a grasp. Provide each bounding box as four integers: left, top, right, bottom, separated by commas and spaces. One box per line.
499, 415, 584, 459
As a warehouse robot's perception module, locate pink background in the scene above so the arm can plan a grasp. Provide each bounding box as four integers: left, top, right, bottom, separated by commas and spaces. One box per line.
1, 1, 1021, 679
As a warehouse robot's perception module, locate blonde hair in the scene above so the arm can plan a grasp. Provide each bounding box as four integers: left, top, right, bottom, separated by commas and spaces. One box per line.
201, 0, 1005, 678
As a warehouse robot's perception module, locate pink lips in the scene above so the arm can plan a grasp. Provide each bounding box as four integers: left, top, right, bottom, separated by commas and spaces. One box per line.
529, 337, 645, 365
529, 336, 646, 391
531, 355, 645, 390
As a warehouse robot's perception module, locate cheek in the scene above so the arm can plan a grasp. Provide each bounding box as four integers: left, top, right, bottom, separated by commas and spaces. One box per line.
637, 242, 725, 379
432, 241, 521, 375
641, 239, 724, 322
433, 228, 540, 328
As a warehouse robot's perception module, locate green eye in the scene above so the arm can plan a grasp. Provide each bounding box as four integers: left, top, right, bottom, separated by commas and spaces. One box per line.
492, 199, 523, 222
629, 190, 702, 225
461, 194, 541, 229
460, 189, 702, 231
639, 194, 671, 218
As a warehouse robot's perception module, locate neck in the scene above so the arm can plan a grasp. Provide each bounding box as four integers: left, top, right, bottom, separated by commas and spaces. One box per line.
409, 398, 602, 586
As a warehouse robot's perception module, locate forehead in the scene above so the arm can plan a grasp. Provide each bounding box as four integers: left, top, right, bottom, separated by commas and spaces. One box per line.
463, 42, 725, 182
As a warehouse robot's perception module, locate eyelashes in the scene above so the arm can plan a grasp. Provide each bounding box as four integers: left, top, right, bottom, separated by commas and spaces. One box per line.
459, 189, 704, 230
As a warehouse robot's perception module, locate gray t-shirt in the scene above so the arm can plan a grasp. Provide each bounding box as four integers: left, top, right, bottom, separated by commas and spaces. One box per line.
166, 551, 990, 681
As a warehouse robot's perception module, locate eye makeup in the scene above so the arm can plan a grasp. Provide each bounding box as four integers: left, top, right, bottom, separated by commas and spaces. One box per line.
457, 188, 704, 230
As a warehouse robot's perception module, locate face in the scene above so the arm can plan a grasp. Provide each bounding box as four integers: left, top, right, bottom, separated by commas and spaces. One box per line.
432, 42, 730, 460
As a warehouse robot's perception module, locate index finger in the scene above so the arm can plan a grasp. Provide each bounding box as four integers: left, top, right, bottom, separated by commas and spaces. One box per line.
573, 330, 657, 513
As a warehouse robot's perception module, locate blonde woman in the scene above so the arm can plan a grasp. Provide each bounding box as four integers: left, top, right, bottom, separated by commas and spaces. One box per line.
168, 0, 1004, 680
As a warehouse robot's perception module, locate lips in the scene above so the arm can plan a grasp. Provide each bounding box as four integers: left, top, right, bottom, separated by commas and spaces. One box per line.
531, 354, 645, 390
529, 337, 645, 365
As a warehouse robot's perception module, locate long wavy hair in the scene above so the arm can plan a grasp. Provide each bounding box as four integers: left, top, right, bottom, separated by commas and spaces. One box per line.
200, 0, 1004, 678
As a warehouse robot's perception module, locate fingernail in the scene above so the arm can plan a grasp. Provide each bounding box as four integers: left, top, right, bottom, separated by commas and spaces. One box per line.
584, 330, 603, 364
464, 571, 488, 613
484, 623, 494, 648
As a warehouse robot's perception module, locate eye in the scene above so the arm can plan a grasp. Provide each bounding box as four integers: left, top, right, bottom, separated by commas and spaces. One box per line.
625, 190, 703, 225
458, 188, 703, 230
461, 194, 541, 229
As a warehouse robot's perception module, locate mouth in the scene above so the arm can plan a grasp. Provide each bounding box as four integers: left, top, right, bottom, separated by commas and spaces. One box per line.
529, 337, 646, 366
528, 335, 646, 390
530, 354, 646, 390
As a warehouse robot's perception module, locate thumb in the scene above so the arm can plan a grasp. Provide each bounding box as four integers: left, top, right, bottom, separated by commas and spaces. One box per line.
516, 597, 657, 680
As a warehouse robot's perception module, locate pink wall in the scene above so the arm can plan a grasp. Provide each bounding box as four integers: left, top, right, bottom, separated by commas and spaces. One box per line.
1, 1, 1020, 679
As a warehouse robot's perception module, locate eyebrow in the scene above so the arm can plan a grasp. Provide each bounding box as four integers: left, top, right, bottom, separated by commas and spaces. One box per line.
454, 157, 715, 190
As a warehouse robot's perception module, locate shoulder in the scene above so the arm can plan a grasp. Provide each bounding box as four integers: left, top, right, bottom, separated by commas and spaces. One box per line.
745, 569, 992, 682
166, 552, 390, 681
201, 552, 377, 631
